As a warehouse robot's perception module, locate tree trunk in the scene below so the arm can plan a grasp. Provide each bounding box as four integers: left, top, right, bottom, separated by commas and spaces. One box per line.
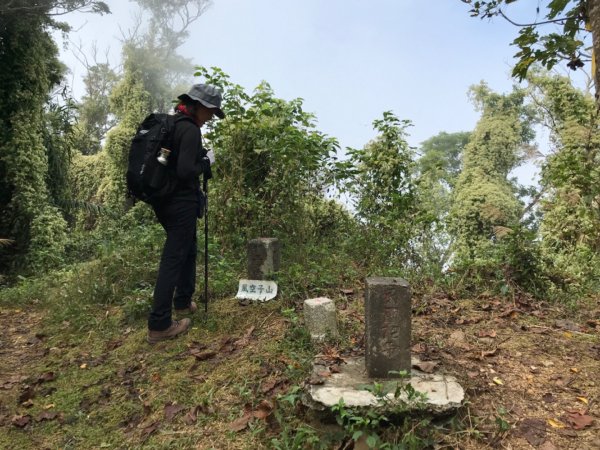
587, 0, 600, 104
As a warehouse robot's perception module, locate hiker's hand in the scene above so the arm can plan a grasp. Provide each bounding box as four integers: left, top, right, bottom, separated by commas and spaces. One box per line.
206, 149, 215, 165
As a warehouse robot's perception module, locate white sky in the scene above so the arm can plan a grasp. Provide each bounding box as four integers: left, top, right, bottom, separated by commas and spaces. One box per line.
55, 0, 591, 186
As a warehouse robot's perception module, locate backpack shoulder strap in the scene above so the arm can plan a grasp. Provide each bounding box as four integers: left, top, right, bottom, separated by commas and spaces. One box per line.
174, 114, 196, 126
168, 114, 197, 149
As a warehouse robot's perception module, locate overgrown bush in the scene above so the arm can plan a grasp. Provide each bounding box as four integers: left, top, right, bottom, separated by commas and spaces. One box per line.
26, 205, 68, 274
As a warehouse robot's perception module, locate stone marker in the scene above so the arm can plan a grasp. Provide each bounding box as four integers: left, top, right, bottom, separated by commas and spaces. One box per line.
247, 238, 280, 280
365, 277, 411, 378
304, 297, 338, 341
305, 357, 464, 415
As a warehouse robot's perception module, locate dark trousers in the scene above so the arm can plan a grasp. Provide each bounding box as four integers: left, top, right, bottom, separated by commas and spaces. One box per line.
148, 199, 198, 331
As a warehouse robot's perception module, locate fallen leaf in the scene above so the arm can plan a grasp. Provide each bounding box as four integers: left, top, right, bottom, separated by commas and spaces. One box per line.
411, 343, 427, 353
26, 335, 42, 345
547, 419, 566, 429
79, 397, 95, 412
151, 373, 161, 383
189, 374, 206, 383
21, 399, 34, 408
557, 428, 578, 438
481, 348, 499, 358
36, 411, 58, 422
18, 385, 35, 403
105, 339, 123, 351
186, 341, 207, 351
190, 350, 217, 361
11, 414, 31, 428
554, 320, 581, 332
164, 403, 186, 421
234, 326, 256, 350
329, 364, 341, 374
218, 336, 235, 354
37, 372, 55, 383
412, 361, 438, 373
448, 330, 471, 349
565, 412, 594, 430
1, 375, 28, 390
531, 327, 549, 334
261, 378, 279, 394
183, 405, 203, 425
79, 364, 88, 369
261, 378, 288, 397
229, 411, 253, 432
518, 418, 546, 447
139, 420, 160, 441
318, 346, 345, 364
492, 377, 504, 385
538, 441, 558, 450
569, 367, 579, 373
576, 397, 588, 405
252, 400, 273, 420
477, 329, 497, 338
499, 308, 519, 318
43, 403, 55, 409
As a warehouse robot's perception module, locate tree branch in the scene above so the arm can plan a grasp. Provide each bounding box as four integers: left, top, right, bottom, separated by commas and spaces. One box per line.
499, 8, 570, 27
0, 1, 109, 16
520, 187, 546, 221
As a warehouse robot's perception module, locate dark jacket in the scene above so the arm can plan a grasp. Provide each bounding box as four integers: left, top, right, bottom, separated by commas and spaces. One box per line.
168, 114, 211, 202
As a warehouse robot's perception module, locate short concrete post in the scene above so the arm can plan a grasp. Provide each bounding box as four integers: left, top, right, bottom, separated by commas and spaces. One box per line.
247, 238, 280, 280
304, 297, 339, 341
365, 277, 411, 378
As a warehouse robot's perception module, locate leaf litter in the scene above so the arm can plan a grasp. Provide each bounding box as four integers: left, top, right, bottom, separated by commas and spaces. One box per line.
0, 292, 598, 449
410, 293, 600, 448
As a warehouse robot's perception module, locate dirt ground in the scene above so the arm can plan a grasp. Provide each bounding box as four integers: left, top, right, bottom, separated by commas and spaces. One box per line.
404, 292, 600, 449
1, 293, 599, 449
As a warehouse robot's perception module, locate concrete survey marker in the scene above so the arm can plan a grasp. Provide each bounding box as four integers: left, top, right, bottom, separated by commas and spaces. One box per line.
306, 357, 464, 415
247, 238, 280, 280
305, 278, 464, 416
304, 297, 339, 341
365, 277, 412, 377
238, 238, 280, 303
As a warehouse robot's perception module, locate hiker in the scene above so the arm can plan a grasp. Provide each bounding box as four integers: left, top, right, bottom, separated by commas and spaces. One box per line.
147, 84, 225, 344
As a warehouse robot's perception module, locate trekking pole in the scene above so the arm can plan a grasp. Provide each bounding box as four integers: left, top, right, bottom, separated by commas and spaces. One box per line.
203, 174, 209, 315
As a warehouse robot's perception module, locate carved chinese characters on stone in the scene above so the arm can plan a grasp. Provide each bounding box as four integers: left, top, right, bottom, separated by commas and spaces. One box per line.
365, 277, 411, 378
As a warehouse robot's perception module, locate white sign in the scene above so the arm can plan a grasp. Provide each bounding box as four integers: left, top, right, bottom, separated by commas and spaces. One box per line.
235, 279, 278, 302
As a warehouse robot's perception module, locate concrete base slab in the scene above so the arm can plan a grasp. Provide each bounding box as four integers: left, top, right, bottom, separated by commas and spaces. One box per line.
305, 357, 464, 415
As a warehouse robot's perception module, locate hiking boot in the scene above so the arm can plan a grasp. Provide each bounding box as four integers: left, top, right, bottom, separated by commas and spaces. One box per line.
147, 318, 191, 344
174, 301, 198, 315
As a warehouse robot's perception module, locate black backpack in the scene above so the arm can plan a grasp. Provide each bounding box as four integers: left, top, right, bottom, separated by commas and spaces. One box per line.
126, 113, 180, 204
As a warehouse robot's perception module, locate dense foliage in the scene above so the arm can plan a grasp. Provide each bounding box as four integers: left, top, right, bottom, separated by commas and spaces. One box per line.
2, 2, 600, 306
0, 2, 66, 272
529, 70, 600, 294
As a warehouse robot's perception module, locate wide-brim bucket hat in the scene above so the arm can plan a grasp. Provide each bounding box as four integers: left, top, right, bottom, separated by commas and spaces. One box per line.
178, 83, 225, 119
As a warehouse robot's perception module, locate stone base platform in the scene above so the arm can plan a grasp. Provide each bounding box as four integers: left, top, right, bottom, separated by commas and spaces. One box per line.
304, 357, 465, 416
